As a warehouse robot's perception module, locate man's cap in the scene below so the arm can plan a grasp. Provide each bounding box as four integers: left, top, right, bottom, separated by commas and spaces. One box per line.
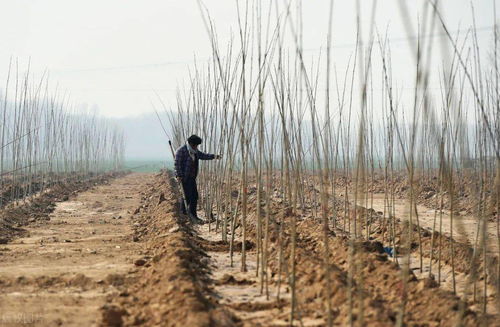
187, 134, 202, 145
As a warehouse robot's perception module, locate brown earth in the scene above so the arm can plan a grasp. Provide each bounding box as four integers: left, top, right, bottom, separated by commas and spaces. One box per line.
332, 170, 498, 220
102, 172, 494, 326
103, 173, 235, 327
333, 192, 499, 314
0, 173, 154, 326
0, 173, 125, 243
0, 170, 496, 326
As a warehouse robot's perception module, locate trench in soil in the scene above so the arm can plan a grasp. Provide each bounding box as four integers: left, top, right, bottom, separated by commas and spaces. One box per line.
339, 192, 499, 314
197, 222, 325, 327
195, 187, 498, 324
0, 173, 153, 327
339, 192, 498, 253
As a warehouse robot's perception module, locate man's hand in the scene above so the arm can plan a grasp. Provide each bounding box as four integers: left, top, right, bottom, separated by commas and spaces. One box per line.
176, 176, 183, 183
215, 154, 223, 160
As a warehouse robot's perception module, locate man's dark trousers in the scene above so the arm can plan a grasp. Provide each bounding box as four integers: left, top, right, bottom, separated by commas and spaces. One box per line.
181, 177, 198, 218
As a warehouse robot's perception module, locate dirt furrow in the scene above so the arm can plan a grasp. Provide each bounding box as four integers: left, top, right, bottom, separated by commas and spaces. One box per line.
0, 173, 153, 326
97, 172, 492, 326
102, 172, 235, 327
341, 192, 499, 253
197, 224, 304, 327
336, 194, 499, 314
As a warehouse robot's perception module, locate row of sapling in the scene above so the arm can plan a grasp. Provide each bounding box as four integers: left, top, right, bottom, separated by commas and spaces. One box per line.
0, 61, 124, 208
159, 0, 499, 325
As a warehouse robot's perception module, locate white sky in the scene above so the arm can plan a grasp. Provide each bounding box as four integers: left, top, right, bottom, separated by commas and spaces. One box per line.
0, 0, 498, 118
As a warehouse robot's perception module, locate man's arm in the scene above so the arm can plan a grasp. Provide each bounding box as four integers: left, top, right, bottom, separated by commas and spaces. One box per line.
197, 151, 216, 160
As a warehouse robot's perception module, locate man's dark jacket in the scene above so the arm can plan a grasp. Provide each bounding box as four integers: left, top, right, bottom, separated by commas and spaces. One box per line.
174, 145, 215, 180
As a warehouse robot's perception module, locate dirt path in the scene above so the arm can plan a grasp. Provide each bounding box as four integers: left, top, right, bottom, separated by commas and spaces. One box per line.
0, 173, 154, 327
339, 192, 499, 253
338, 192, 499, 314
197, 224, 307, 327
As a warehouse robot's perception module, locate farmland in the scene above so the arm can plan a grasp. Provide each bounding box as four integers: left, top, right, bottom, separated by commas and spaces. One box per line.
0, 1, 499, 326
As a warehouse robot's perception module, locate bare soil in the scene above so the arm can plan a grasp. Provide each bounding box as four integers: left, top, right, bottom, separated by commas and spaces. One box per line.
0, 173, 154, 326
336, 192, 499, 314
0, 173, 124, 243
0, 171, 496, 326
338, 192, 498, 253
102, 172, 493, 326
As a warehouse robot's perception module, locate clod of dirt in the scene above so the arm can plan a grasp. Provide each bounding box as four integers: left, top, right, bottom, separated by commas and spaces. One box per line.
168, 226, 180, 233
100, 304, 128, 327
228, 299, 288, 312
200, 239, 254, 252
92, 201, 104, 209
416, 276, 439, 291
16, 276, 30, 285
158, 193, 166, 204
106, 273, 125, 287
68, 273, 94, 289
134, 258, 147, 266
35, 275, 64, 288
361, 240, 384, 253
216, 274, 254, 286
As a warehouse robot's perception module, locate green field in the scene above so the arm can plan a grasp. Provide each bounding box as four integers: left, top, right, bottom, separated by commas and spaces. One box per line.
123, 159, 173, 173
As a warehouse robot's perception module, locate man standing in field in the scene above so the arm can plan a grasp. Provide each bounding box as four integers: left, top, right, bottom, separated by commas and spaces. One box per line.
174, 134, 221, 223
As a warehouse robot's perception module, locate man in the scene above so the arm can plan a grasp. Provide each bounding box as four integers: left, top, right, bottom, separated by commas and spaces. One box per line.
174, 134, 221, 223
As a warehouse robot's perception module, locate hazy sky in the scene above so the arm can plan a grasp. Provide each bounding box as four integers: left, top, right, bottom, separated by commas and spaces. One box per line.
1, 0, 498, 118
